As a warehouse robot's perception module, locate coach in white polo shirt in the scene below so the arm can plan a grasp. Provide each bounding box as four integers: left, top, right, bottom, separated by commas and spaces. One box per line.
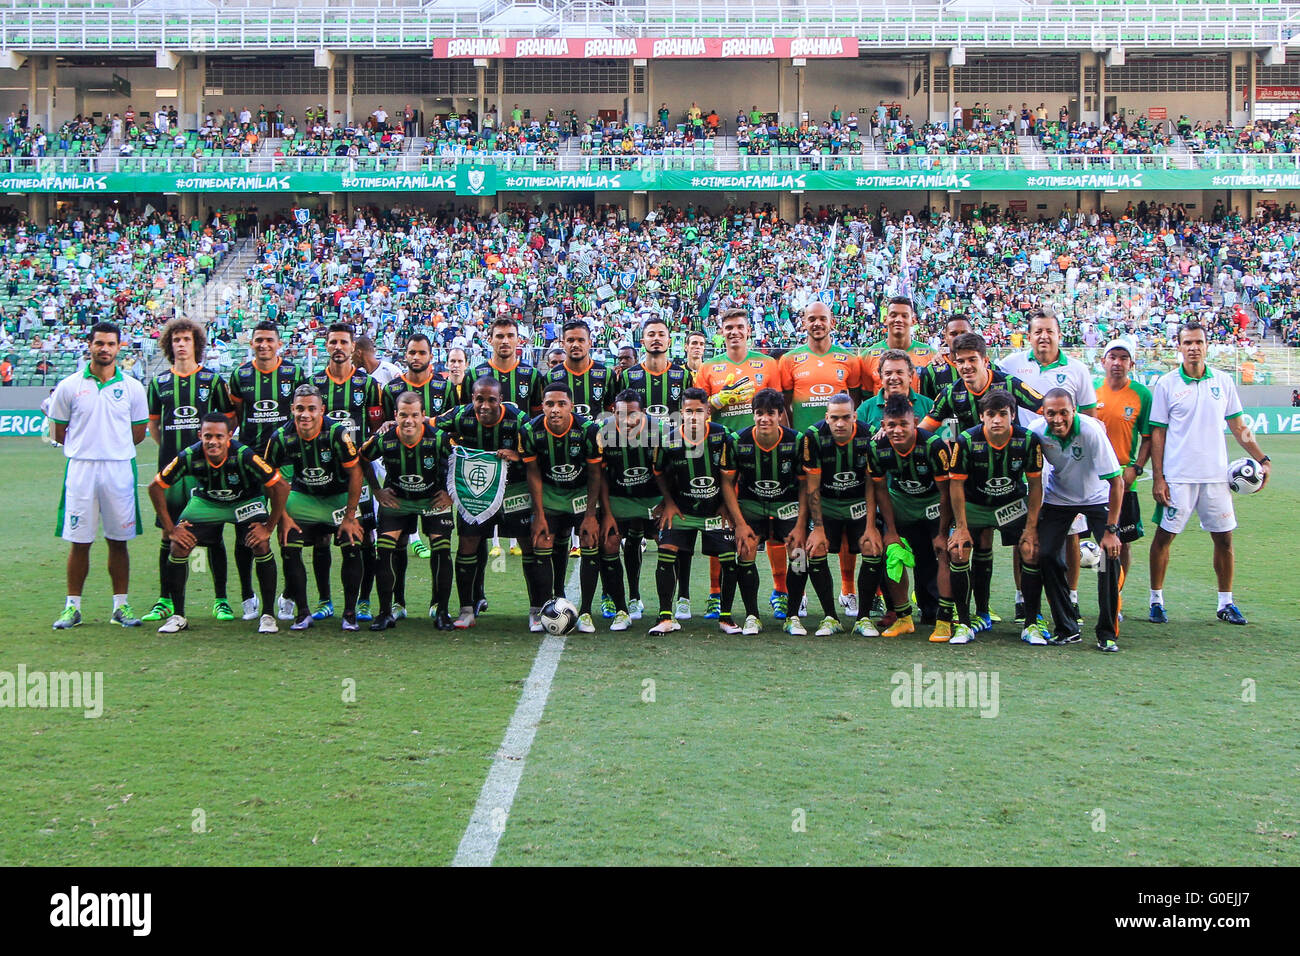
1148, 320, 1271, 626
1019, 388, 1124, 651
48, 321, 149, 630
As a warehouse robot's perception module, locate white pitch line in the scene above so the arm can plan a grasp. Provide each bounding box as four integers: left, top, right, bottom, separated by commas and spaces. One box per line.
451, 556, 581, 867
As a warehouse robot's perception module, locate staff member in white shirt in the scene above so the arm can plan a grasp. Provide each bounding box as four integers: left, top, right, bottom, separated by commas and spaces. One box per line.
1021, 388, 1124, 651
1148, 321, 1272, 626
48, 322, 150, 629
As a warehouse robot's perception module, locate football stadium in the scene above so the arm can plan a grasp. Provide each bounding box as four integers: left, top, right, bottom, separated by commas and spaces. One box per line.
2, 0, 1299, 880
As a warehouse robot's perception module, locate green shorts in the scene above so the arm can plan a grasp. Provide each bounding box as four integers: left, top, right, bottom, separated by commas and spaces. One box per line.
608, 495, 662, 521
739, 498, 801, 523
155, 476, 197, 528
965, 498, 1028, 530
820, 496, 870, 522
541, 484, 591, 516
287, 489, 349, 527
890, 492, 941, 527
180, 496, 269, 525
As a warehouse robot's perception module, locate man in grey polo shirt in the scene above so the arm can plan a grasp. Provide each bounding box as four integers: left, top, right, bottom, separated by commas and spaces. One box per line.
1019, 388, 1125, 651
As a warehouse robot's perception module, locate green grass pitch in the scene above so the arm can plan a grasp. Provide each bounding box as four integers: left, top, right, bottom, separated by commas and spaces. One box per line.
1, 437, 1297, 865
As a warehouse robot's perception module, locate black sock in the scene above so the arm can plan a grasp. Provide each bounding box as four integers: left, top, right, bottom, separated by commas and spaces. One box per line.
856, 557, 883, 619
938, 597, 955, 625
1021, 560, 1043, 625
578, 548, 599, 614
973, 548, 993, 616
235, 539, 255, 602
254, 552, 277, 619
167, 554, 189, 616
312, 543, 332, 603
375, 537, 397, 616
550, 539, 568, 599
392, 545, 408, 607
718, 554, 738, 621
810, 556, 838, 618
738, 560, 760, 618
675, 551, 693, 600
624, 536, 643, 601
534, 548, 555, 604
455, 552, 478, 610
283, 546, 308, 618
208, 531, 228, 601
158, 541, 172, 601
950, 559, 972, 625
521, 553, 539, 609
340, 545, 362, 617
431, 541, 453, 613
600, 553, 627, 613
473, 537, 489, 603
786, 566, 809, 620
359, 541, 376, 604
656, 551, 678, 619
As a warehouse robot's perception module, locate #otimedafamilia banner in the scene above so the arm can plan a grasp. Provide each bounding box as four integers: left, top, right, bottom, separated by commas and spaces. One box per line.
3, 167, 1300, 194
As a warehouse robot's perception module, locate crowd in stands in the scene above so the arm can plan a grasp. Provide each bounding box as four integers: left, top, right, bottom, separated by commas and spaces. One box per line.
884, 119, 1018, 155
1179, 114, 1300, 155
1038, 115, 1172, 155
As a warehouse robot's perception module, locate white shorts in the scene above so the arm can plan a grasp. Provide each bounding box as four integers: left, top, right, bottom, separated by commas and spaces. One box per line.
1157, 481, 1237, 535
58, 458, 142, 543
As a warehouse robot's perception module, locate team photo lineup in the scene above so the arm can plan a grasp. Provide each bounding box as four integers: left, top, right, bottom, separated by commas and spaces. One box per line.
51, 286, 1272, 653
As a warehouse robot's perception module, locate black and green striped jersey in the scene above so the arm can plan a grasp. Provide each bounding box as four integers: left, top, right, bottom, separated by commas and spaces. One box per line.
228, 359, 308, 455
520, 412, 602, 492
867, 428, 949, 504
472, 359, 544, 415
380, 373, 473, 421
614, 361, 692, 418
599, 417, 666, 499
156, 439, 279, 504
917, 359, 959, 401
360, 423, 452, 502
653, 422, 735, 519
147, 367, 234, 468
949, 424, 1043, 509
435, 402, 528, 485
926, 369, 1044, 435
264, 420, 360, 498
733, 425, 803, 507
547, 359, 615, 420
311, 366, 382, 443
801, 420, 874, 518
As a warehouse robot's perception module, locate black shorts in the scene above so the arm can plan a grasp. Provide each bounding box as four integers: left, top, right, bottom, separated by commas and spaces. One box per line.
188, 519, 259, 549
897, 517, 941, 550
285, 521, 359, 549
747, 514, 798, 543
614, 516, 655, 539
378, 508, 454, 539
658, 519, 736, 556
823, 515, 868, 554
1116, 489, 1144, 543
456, 505, 532, 540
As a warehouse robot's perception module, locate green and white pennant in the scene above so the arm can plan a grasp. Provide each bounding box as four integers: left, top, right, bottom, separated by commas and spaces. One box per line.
446, 445, 507, 525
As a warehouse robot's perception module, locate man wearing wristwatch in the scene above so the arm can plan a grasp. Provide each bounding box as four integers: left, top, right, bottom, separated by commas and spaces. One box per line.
1022, 388, 1126, 652
1093, 339, 1152, 611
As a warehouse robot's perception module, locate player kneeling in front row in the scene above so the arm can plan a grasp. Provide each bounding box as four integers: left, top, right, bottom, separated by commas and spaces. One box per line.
731, 388, 805, 635
946, 390, 1044, 645
147, 413, 288, 634
650, 388, 746, 634
788, 392, 887, 637
264, 385, 367, 631
361, 391, 455, 632
869, 395, 957, 643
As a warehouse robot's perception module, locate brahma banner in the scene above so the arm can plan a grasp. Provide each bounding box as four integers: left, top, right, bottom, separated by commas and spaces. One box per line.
433, 37, 858, 60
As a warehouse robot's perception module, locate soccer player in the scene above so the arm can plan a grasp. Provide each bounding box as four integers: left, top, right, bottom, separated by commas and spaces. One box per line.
1092, 339, 1152, 607
144, 317, 236, 624
264, 385, 365, 632
228, 320, 306, 622
147, 413, 288, 635
730, 388, 804, 634
437, 376, 536, 630
790, 392, 885, 637
946, 390, 1044, 645
998, 309, 1097, 621
857, 349, 934, 433
1148, 321, 1272, 625
920, 332, 1043, 628
860, 296, 938, 396
917, 313, 973, 401
683, 330, 708, 380
49, 322, 149, 630
361, 391, 454, 631
522, 381, 605, 633
548, 319, 616, 421
1023, 389, 1124, 651
311, 322, 382, 622
694, 307, 782, 619
650, 387, 745, 635
597, 390, 666, 630
868, 394, 955, 642
354, 335, 402, 388
778, 301, 861, 620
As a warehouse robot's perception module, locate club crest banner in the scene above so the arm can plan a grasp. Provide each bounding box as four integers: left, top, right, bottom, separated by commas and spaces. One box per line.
447, 445, 508, 524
